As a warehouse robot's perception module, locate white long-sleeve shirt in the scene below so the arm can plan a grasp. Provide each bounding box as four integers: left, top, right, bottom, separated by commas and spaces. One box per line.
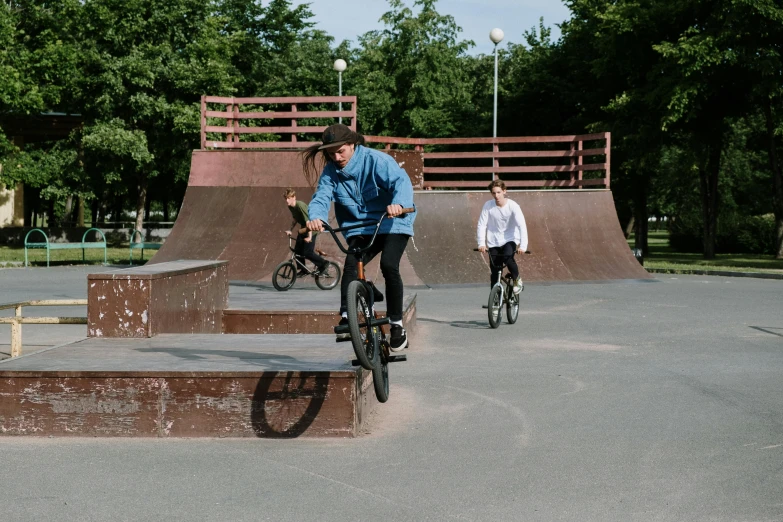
476, 199, 529, 250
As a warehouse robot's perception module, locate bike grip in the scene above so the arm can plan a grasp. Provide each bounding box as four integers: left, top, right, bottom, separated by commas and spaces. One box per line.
299, 227, 308, 235
399, 207, 416, 214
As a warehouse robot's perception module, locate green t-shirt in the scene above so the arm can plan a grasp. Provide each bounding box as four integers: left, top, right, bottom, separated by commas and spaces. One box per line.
288, 200, 317, 236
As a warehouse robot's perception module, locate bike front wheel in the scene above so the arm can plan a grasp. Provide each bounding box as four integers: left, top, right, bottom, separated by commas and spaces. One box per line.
372, 347, 389, 403
488, 285, 503, 328
272, 261, 297, 291
506, 288, 520, 324
346, 280, 380, 370
315, 261, 341, 290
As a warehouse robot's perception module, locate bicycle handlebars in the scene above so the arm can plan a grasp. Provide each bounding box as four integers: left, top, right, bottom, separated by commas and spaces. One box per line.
301, 207, 416, 256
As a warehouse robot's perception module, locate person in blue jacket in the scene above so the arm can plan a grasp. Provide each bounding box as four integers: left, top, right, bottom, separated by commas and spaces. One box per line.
302, 123, 415, 351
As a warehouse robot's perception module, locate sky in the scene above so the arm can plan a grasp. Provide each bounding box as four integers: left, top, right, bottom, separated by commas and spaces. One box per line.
292, 0, 572, 56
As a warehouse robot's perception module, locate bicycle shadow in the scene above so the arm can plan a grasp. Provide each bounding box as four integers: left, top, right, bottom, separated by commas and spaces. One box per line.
251, 371, 330, 438
134, 347, 330, 438
749, 326, 783, 339
417, 317, 489, 330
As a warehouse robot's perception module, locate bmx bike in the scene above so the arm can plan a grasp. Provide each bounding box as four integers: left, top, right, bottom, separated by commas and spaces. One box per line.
272, 235, 341, 291
474, 248, 530, 328
304, 208, 415, 403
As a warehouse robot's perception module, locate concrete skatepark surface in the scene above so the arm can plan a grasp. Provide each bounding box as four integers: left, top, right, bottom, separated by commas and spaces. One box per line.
1, 266, 782, 520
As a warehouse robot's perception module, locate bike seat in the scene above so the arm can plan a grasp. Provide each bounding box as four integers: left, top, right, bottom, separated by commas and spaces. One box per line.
368, 281, 384, 302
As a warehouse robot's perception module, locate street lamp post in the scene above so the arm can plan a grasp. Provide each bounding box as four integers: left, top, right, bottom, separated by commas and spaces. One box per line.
489, 28, 504, 181
333, 59, 347, 124
489, 28, 504, 138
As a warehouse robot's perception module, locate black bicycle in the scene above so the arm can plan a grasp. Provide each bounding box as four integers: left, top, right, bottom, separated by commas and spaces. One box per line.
305, 209, 414, 403
474, 248, 529, 328
272, 235, 341, 291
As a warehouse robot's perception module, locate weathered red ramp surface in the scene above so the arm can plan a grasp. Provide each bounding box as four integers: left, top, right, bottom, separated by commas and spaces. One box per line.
153, 150, 649, 284
410, 190, 651, 284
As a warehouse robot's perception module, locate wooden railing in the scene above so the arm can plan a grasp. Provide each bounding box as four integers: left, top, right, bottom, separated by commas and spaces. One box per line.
364, 133, 611, 189
0, 300, 88, 358
201, 95, 357, 149
198, 95, 609, 189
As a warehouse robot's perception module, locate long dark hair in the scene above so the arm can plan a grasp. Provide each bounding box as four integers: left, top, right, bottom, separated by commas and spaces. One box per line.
301, 131, 366, 187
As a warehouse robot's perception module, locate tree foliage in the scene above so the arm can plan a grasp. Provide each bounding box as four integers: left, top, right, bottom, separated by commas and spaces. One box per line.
0, 0, 781, 258
350, 0, 475, 137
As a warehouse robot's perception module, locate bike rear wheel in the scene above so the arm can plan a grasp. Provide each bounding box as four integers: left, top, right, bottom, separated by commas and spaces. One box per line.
488, 285, 503, 328
372, 349, 390, 403
506, 287, 520, 324
272, 261, 297, 291
315, 261, 341, 290
346, 280, 379, 370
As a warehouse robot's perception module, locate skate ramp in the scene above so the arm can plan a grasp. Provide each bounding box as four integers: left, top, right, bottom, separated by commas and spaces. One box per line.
153, 150, 650, 284
408, 190, 650, 284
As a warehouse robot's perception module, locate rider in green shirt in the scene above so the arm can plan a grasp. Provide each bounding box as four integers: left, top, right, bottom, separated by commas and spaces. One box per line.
284, 188, 328, 276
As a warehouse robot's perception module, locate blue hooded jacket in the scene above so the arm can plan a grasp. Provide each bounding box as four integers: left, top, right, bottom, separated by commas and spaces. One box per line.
307, 145, 416, 238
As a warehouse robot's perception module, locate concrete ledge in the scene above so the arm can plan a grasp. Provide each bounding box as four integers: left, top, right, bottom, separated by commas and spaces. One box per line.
223, 293, 418, 339
87, 260, 229, 338
0, 334, 377, 438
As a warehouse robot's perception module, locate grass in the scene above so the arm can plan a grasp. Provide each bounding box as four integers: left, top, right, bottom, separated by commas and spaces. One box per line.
3, 231, 782, 274
629, 231, 783, 274
0, 246, 151, 266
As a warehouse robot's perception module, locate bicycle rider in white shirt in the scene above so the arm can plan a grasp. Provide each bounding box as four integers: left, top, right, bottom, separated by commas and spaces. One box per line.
476, 180, 529, 294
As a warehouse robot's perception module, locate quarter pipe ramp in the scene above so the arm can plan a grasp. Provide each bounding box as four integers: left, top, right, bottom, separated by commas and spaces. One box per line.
151, 150, 650, 285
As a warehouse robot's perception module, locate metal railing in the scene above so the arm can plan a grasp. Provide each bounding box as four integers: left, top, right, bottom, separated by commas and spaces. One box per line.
0, 300, 88, 358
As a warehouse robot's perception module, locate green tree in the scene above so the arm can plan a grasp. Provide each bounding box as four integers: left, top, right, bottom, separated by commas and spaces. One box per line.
556, 0, 776, 259
0, 0, 87, 224
350, 0, 475, 137
78, 0, 239, 232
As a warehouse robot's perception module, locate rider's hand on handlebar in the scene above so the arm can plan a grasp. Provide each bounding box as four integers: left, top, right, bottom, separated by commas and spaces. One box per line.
517, 247, 525, 255
386, 204, 404, 217
306, 219, 324, 232
285, 230, 292, 236
478, 245, 487, 253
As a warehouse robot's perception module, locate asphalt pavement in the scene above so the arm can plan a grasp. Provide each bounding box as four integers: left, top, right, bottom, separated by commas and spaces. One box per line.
1, 266, 782, 521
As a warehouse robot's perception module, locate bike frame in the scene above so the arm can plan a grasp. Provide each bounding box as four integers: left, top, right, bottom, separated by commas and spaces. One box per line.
303, 210, 413, 342
285, 235, 317, 275
492, 268, 507, 306
316, 218, 389, 278
480, 249, 515, 299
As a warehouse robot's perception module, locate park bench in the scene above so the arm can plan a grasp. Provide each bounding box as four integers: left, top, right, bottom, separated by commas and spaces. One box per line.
24, 228, 107, 267
129, 229, 162, 264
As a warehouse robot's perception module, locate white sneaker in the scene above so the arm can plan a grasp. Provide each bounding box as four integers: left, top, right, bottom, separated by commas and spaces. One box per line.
513, 277, 524, 294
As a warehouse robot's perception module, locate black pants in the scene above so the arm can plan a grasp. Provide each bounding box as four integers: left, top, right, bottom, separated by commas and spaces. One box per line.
295, 234, 327, 271
341, 234, 409, 321
488, 242, 519, 287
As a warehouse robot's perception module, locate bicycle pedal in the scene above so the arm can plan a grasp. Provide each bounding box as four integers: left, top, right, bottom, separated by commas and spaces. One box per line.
388, 354, 407, 363
335, 336, 351, 343
371, 317, 390, 326
350, 359, 361, 366
334, 324, 350, 334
